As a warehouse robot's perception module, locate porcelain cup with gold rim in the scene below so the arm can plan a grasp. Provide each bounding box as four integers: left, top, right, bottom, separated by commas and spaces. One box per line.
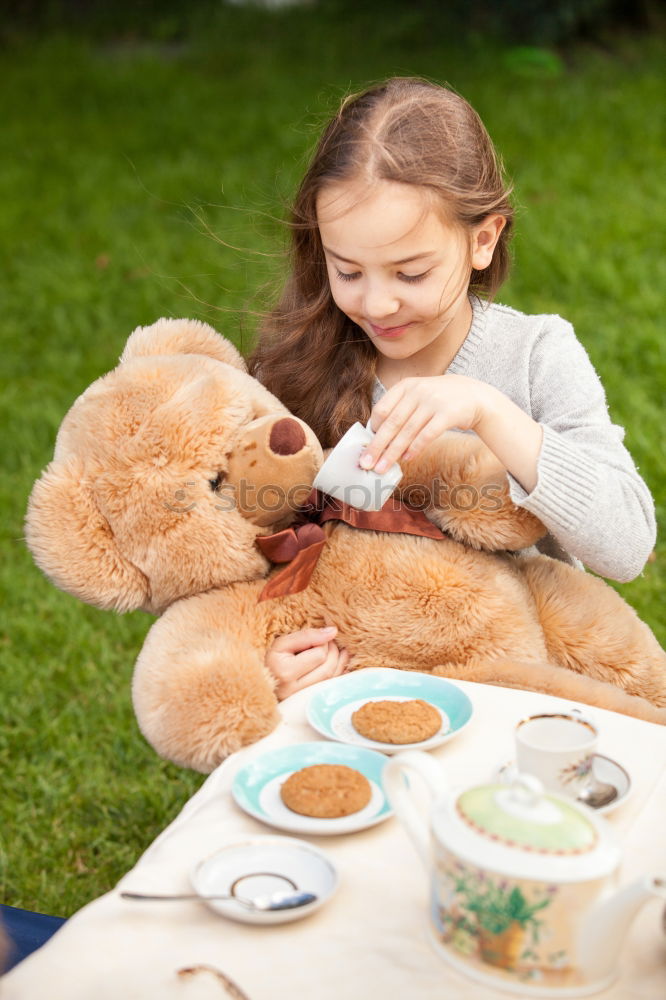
312, 420, 402, 512
515, 709, 598, 800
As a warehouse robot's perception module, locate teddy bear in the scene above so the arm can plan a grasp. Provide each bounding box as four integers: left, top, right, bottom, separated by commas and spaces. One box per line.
26, 318, 666, 773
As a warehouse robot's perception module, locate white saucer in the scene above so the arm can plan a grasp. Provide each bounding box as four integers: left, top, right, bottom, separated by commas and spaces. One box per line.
190, 835, 338, 925
496, 753, 631, 814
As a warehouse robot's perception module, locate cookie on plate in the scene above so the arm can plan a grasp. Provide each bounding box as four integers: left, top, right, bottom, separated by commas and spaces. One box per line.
351, 698, 442, 744
280, 763, 371, 818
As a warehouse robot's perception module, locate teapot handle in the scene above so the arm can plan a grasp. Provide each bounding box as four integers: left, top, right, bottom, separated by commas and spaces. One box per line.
383, 751, 446, 870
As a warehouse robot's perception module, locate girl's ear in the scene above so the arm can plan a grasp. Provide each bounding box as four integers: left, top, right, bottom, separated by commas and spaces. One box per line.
470, 214, 506, 270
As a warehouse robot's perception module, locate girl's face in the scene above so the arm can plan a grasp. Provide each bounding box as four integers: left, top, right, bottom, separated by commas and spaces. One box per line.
316, 179, 503, 369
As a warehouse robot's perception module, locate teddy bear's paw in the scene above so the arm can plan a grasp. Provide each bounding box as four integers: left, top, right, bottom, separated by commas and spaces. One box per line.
398, 432, 505, 493
136, 674, 282, 773
424, 486, 546, 552
395, 433, 545, 551
133, 618, 281, 773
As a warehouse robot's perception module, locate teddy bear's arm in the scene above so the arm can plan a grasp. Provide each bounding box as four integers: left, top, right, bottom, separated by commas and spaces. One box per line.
396, 432, 546, 552
132, 587, 280, 773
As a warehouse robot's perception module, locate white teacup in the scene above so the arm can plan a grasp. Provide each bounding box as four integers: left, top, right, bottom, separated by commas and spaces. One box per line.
312, 420, 402, 512
515, 709, 598, 799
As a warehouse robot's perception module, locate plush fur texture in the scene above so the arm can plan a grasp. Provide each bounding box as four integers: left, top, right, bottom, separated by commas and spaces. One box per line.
26, 319, 666, 772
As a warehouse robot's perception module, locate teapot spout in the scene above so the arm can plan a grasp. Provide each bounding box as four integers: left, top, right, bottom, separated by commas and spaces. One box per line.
580, 875, 666, 983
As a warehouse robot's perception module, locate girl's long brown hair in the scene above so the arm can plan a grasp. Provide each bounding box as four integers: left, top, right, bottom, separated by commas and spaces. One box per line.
248, 77, 514, 447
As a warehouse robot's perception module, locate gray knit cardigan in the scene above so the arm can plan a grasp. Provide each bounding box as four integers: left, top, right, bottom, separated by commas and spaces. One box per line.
372, 297, 655, 583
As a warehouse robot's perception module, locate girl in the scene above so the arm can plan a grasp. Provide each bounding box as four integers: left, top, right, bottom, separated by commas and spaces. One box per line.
248, 77, 656, 699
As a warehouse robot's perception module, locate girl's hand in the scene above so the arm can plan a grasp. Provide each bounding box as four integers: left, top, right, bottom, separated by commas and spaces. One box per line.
361, 374, 488, 473
266, 625, 349, 701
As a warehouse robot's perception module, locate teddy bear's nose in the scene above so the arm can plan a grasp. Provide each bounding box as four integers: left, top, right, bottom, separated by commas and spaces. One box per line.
269, 418, 307, 456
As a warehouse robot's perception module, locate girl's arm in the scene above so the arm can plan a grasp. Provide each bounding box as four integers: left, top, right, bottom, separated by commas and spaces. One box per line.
364, 374, 544, 493
363, 319, 656, 582
498, 318, 656, 583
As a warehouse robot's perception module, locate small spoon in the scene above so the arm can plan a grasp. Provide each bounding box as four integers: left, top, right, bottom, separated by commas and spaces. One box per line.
121, 889, 317, 911
576, 778, 618, 809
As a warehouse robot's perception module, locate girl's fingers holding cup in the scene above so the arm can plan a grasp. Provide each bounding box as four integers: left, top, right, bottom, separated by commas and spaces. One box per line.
368, 381, 409, 431
366, 411, 432, 474
400, 414, 450, 463
367, 384, 415, 433
362, 408, 418, 471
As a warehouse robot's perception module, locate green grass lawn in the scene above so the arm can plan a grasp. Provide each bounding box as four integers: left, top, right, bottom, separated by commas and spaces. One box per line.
1, 5, 664, 917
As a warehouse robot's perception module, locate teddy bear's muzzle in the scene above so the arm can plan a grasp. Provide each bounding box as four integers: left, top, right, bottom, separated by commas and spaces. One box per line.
225, 415, 324, 528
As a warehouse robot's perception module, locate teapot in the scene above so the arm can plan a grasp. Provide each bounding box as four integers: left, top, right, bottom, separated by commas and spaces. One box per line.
383, 751, 665, 997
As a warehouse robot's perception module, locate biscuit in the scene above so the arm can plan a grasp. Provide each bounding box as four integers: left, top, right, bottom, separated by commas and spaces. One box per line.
351, 698, 442, 744
280, 763, 372, 818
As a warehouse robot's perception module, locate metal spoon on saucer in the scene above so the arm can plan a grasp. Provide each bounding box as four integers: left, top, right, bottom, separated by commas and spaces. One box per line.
576, 777, 618, 809
121, 888, 317, 911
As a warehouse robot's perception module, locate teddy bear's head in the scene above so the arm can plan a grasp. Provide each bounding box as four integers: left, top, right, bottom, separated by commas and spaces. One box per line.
26, 319, 323, 614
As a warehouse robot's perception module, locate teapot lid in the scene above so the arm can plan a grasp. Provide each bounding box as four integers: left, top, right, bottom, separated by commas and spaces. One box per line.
456, 775, 596, 855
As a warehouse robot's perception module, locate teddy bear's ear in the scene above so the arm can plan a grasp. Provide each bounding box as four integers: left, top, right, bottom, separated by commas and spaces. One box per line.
26, 458, 150, 613
119, 318, 247, 372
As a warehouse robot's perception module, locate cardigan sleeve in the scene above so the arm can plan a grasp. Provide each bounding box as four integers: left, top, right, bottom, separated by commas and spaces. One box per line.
506, 316, 656, 582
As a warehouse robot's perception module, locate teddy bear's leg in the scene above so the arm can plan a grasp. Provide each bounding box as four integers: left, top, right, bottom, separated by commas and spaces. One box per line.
132, 590, 280, 773
519, 556, 666, 707
432, 658, 666, 725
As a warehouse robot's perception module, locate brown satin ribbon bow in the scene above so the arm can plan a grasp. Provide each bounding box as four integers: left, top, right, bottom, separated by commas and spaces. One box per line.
255, 489, 445, 601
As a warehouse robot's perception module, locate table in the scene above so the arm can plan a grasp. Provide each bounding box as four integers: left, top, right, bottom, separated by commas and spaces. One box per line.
3, 681, 665, 999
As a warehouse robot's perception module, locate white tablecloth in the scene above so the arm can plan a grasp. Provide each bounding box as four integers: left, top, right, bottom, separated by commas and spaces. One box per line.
3, 681, 665, 1000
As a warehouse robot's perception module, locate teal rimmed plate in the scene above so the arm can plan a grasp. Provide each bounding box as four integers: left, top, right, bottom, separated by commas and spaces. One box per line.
232, 741, 392, 835
307, 668, 474, 753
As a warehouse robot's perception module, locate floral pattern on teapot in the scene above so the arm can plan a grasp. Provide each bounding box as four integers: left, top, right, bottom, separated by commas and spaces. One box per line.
433, 852, 606, 988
